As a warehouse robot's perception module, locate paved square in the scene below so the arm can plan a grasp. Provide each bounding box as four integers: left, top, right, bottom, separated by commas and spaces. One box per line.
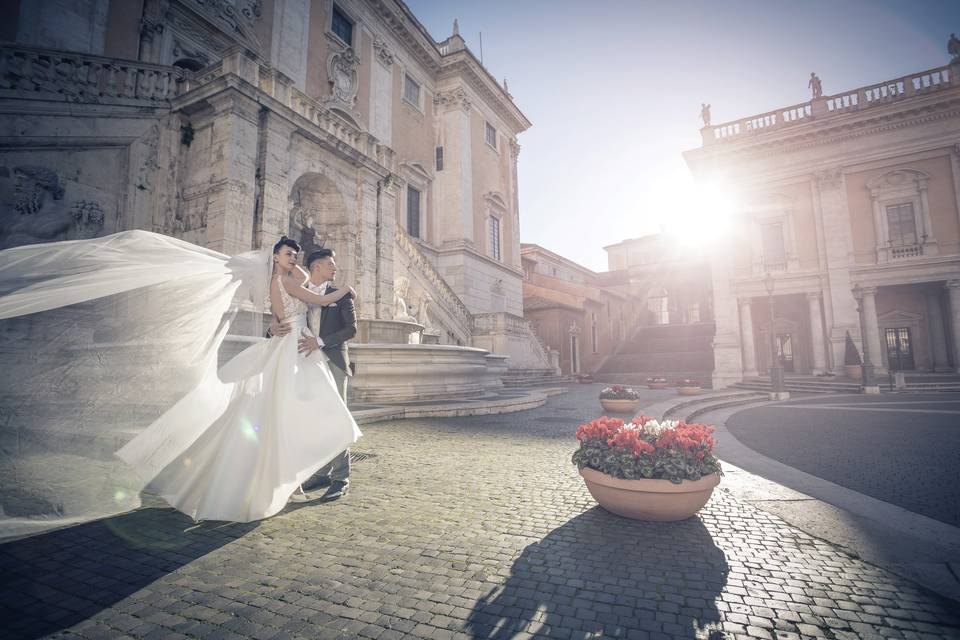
2, 384, 959, 639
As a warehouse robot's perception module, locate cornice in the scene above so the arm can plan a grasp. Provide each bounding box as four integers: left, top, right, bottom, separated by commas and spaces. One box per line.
686, 89, 960, 168
366, 0, 441, 74
438, 52, 531, 133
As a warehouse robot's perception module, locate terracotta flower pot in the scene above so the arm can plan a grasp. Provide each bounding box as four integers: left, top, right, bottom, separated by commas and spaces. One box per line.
579, 467, 721, 521
599, 398, 641, 413
647, 382, 668, 390
676, 386, 701, 396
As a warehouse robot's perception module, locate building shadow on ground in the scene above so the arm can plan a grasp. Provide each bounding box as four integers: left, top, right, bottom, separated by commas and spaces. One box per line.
0, 506, 257, 639
467, 507, 727, 639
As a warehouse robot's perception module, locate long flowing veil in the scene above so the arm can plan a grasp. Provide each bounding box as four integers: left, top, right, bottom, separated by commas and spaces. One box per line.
0, 230, 272, 541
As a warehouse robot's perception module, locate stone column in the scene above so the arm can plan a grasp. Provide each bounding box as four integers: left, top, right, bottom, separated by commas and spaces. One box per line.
254, 111, 296, 249
926, 291, 950, 372
433, 87, 474, 246
738, 298, 758, 377
947, 280, 960, 373
860, 286, 886, 374
814, 169, 859, 372
807, 292, 828, 374
204, 91, 261, 255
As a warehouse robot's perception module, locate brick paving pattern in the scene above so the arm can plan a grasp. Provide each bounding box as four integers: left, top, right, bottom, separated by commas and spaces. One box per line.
2, 384, 959, 639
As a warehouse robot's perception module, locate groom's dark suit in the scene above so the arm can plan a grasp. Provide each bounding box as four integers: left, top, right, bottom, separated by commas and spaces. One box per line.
317, 285, 356, 380
313, 285, 356, 485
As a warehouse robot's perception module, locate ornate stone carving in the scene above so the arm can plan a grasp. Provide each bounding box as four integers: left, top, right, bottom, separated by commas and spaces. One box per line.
172, 38, 211, 66
373, 38, 394, 67
509, 139, 521, 161
814, 168, 843, 189
392, 276, 417, 322
433, 87, 471, 113
325, 48, 360, 110
1, 165, 104, 249
70, 200, 105, 228
240, 0, 262, 21
808, 72, 823, 99
185, 0, 262, 52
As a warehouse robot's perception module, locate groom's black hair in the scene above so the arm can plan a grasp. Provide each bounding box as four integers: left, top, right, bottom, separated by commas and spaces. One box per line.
273, 236, 301, 254
306, 248, 335, 269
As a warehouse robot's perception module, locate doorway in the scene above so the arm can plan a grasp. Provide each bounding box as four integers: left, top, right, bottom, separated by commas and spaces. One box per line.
885, 327, 915, 370
776, 333, 795, 372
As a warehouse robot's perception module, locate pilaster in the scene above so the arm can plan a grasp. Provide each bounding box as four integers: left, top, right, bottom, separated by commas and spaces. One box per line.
946, 280, 960, 373
806, 292, 828, 374
738, 298, 758, 377
926, 291, 950, 372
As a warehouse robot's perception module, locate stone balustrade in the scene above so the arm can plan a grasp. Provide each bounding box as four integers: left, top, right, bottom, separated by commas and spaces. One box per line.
706, 63, 955, 145
472, 311, 554, 370
395, 227, 474, 341
0, 43, 188, 104
185, 49, 396, 172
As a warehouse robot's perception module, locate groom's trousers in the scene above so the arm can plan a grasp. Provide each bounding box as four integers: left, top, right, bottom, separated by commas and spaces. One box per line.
317, 362, 350, 482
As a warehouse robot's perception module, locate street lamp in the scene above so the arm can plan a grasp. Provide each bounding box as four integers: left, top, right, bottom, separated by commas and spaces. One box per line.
851, 285, 875, 391
763, 272, 786, 397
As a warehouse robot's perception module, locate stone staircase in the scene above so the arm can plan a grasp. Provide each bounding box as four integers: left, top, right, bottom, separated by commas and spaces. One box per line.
501, 368, 575, 388
595, 322, 715, 382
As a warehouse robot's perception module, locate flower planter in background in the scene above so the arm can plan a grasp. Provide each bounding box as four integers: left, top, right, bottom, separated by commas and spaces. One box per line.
600, 398, 642, 413
676, 386, 701, 396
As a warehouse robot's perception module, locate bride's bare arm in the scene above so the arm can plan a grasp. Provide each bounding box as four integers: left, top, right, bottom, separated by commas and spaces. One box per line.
281, 276, 354, 306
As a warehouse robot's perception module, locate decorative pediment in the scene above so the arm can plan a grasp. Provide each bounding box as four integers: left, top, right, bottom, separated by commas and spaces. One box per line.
177, 0, 263, 54
744, 191, 792, 219
400, 161, 432, 183
483, 191, 507, 210
878, 309, 923, 324
867, 168, 930, 197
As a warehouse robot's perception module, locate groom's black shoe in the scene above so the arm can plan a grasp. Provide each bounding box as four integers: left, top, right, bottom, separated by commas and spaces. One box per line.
321, 480, 349, 501
302, 476, 332, 492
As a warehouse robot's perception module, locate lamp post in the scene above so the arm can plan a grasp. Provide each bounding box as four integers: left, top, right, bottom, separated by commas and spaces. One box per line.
763, 272, 787, 399
851, 285, 876, 392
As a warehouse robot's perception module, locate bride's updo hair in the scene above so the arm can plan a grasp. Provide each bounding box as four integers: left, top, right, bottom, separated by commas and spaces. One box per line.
273, 236, 301, 254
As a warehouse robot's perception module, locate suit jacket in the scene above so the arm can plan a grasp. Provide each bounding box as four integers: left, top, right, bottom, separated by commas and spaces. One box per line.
316, 285, 356, 376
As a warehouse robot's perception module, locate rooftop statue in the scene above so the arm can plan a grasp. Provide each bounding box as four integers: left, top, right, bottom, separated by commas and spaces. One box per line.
808, 72, 823, 99
700, 103, 711, 127
949, 33, 960, 62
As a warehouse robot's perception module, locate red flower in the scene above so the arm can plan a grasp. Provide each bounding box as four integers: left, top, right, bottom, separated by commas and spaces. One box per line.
576, 417, 624, 442
607, 428, 655, 457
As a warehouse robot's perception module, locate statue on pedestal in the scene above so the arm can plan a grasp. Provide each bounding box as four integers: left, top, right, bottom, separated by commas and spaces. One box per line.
808, 72, 823, 99
949, 33, 960, 62
392, 276, 417, 323
699, 103, 711, 127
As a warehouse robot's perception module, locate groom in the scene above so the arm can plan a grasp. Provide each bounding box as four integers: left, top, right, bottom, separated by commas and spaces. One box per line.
273, 247, 356, 501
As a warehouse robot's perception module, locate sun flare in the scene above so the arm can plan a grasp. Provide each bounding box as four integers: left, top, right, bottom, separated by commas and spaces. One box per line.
658, 180, 737, 248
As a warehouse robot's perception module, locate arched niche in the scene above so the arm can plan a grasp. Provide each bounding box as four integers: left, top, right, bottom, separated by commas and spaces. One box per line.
287, 172, 348, 258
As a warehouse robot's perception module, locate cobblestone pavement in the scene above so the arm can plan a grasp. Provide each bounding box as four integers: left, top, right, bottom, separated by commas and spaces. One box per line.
2, 384, 959, 640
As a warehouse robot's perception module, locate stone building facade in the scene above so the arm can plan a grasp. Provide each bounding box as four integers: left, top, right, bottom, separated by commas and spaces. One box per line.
520, 244, 635, 376
0, 0, 550, 370
684, 54, 960, 387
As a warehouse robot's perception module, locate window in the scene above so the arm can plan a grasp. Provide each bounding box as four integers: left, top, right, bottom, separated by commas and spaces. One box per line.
484, 121, 497, 149
406, 186, 421, 238
331, 4, 353, 46
435, 146, 444, 171
489, 216, 501, 261
886, 203, 917, 246
761, 222, 786, 269
403, 74, 421, 108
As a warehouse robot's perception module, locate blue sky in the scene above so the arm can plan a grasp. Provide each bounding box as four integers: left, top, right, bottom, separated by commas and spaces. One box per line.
406, 0, 960, 271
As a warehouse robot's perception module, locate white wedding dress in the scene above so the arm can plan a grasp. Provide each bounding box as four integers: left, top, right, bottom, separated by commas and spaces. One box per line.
0, 230, 360, 537
116, 274, 361, 523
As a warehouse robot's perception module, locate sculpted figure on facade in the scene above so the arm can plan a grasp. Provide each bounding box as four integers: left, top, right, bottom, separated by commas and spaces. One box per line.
0, 165, 104, 249
700, 103, 711, 127
373, 39, 394, 67
808, 72, 823, 99
433, 87, 472, 113
392, 276, 418, 323
949, 33, 960, 61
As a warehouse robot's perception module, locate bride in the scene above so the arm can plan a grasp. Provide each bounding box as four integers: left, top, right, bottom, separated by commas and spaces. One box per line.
0, 231, 361, 536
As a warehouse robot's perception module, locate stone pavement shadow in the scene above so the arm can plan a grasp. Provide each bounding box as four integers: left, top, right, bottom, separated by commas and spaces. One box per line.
467, 507, 728, 639
0, 506, 257, 639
